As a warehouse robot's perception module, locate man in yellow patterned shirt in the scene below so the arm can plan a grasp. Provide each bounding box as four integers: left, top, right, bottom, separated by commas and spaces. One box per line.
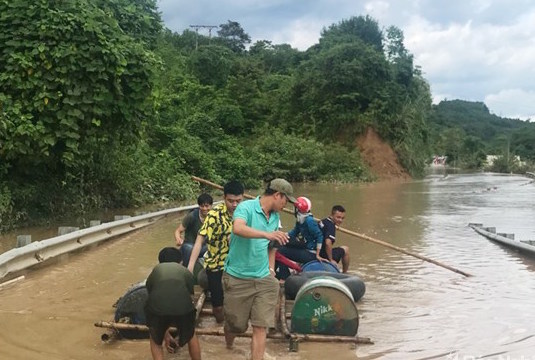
187, 180, 244, 323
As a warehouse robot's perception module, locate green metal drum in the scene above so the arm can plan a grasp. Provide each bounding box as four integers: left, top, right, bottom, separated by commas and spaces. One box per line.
290, 277, 359, 336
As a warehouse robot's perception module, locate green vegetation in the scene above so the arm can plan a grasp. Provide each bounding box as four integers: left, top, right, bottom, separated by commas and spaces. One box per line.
429, 100, 535, 172
0, 1, 431, 230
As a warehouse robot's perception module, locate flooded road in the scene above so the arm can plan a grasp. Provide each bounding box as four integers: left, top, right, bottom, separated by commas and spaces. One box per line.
1, 172, 535, 359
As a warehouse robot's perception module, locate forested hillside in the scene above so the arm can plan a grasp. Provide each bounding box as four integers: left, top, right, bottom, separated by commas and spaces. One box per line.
0, 0, 431, 229
429, 100, 535, 170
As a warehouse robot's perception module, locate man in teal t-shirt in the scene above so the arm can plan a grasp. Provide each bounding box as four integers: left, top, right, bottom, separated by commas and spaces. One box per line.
223, 178, 296, 360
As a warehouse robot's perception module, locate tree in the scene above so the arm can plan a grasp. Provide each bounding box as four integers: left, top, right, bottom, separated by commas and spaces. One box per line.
96, 0, 162, 48
217, 20, 251, 52
511, 126, 535, 161
461, 135, 486, 169
440, 128, 465, 166
249, 40, 273, 55
290, 42, 392, 139
171, 29, 208, 53
0, 0, 159, 170
389, 76, 432, 176
225, 57, 268, 132
319, 15, 383, 52
249, 41, 301, 75
187, 45, 234, 88
384, 26, 415, 87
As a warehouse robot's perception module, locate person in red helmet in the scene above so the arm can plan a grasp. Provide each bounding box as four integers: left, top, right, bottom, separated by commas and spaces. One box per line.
278, 196, 325, 268
294, 196, 311, 214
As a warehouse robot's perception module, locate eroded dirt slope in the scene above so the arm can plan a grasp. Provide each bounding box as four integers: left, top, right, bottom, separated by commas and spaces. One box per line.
356, 127, 411, 181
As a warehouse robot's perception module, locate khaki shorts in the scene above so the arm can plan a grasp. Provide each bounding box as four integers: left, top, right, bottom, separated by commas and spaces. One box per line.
222, 272, 279, 333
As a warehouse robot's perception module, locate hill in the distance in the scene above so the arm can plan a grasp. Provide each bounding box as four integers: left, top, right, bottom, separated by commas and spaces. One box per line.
428, 99, 535, 162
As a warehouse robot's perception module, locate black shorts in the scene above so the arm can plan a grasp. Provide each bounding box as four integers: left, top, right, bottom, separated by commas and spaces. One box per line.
206, 269, 224, 307
320, 247, 345, 263
145, 308, 196, 347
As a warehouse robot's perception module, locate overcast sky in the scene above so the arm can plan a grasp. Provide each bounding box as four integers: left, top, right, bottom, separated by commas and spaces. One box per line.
157, 0, 535, 120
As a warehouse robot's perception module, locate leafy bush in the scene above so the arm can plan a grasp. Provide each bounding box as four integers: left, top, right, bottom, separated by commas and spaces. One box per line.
213, 136, 262, 188
89, 141, 200, 206
317, 144, 372, 182
0, 184, 17, 231
165, 127, 218, 183
0, 0, 159, 168
250, 128, 369, 182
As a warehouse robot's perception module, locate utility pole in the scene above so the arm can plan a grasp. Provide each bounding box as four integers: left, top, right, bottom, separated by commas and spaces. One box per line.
506, 136, 511, 173
189, 25, 219, 50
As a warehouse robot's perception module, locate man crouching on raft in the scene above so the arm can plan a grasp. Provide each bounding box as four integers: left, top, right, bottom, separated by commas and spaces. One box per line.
223, 178, 295, 360
145, 247, 201, 360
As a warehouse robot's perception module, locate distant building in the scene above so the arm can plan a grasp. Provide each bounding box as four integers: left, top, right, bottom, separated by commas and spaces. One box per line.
431, 155, 447, 166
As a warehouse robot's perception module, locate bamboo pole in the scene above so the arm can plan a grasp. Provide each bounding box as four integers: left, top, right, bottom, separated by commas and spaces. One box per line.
191, 176, 473, 277
200, 308, 212, 316
336, 227, 472, 277
275, 287, 282, 332
194, 292, 206, 322
0, 275, 25, 290
279, 290, 291, 338
93, 321, 373, 344
278, 286, 301, 351
200, 307, 297, 319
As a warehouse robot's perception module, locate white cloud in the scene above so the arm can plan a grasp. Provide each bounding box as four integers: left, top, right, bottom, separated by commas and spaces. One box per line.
485, 90, 535, 121
364, 1, 391, 19
431, 92, 453, 105
402, 7, 535, 119
270, 18, 323, 50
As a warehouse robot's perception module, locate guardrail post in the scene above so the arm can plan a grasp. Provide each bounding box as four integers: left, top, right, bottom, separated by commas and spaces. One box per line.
16, 235, 31, 248
58, 227, 80, 236
89, 220, 101, 227
114, 215, 131, 221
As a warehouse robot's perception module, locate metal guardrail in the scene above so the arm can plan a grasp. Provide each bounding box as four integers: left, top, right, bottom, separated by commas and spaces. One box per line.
469, 223, 535, 256
0, 204, 199, 282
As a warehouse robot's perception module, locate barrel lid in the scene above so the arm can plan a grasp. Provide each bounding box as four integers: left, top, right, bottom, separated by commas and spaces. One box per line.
295, 276, 354, 301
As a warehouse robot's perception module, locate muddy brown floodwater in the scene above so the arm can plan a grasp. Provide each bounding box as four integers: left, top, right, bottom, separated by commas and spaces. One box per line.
1, 172, 535, 359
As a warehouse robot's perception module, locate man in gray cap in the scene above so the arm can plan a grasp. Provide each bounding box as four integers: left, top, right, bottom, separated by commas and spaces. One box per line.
223, 178, 294, 360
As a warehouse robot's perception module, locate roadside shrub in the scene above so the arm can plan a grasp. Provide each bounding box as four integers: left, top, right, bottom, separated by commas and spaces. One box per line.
0, 184, 16, 231
213, 136, 262, 188
318, 143, 372, 182
165, 127, 218, 182
251, 128, 369, 182
94, 141, 200, 206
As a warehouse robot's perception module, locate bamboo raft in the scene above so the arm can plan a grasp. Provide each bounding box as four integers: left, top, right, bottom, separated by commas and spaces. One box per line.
95, 285, 373, 351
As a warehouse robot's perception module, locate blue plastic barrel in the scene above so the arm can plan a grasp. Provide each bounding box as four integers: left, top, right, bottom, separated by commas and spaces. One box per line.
301, 260, 340, 273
